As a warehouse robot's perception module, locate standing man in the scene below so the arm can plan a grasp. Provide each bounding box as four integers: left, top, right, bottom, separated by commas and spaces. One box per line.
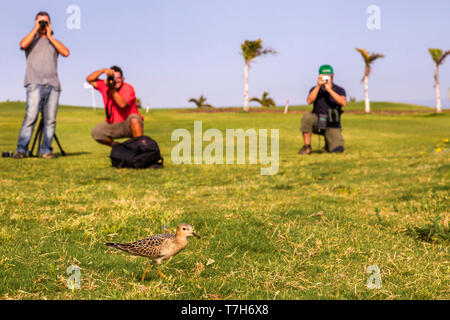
299, 65, 347, 155
15, 11, 70, 159
87, 66, 144, 148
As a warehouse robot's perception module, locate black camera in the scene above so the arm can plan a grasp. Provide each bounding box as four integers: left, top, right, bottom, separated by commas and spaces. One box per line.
2, 152, 14, 158
107, 75, 116, 88
39, 20, 48, 28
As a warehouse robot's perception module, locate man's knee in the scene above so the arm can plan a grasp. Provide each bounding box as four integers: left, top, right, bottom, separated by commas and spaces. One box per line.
129, 116, 141, 128
300, 113, 317, 133
91, 125, 107, 141
325, 129, 345, 153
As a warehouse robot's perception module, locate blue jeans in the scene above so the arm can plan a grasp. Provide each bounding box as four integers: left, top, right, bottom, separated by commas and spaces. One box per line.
16, 84, 61, 155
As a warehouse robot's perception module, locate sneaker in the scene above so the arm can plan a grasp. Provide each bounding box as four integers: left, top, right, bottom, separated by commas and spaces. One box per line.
13, 152, 26, 159
41, 153, 57, 159
298, 145, 312, 155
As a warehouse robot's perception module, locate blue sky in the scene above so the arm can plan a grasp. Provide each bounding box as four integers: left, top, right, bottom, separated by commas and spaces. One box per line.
1, 0, 449, 108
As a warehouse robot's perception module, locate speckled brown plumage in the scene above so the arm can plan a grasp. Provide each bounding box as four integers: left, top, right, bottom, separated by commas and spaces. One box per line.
105, 223, 200, 280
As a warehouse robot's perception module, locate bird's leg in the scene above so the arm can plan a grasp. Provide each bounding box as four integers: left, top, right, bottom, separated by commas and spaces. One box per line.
141, 262, 153, 282
157, 266, 168, 279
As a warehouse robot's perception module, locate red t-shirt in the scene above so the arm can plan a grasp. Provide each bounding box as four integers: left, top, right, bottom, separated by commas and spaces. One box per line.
95, 80, 143, 124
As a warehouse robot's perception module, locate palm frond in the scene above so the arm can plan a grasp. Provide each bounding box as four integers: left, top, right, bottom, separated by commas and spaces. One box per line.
189, 95, 213, 108
355, 48, 370, 64
356, 48, 385, 80
188, 98, 200, 106
369, 53, 385, 62
241, 39, 277, 65
437, 50, 450, 65
249, 97, 262, 104
250, 92, 276, 107
429, 48, 443, 64
265, 98, 276, 107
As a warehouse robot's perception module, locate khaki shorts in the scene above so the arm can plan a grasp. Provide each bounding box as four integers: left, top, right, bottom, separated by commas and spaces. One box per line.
300, 113, 344, 152
91, 114, 143, 141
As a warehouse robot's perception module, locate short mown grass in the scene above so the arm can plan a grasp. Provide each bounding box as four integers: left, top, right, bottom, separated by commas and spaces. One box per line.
0, 102, 448, 300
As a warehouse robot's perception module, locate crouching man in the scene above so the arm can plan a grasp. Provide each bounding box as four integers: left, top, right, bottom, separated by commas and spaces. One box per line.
299, 65, 347, 155
87, 66, 143, 147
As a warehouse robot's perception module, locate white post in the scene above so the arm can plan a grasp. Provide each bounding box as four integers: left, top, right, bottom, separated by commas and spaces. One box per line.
284, 99, 290, 114
434, 64, 442, 113
90, 87, 96, 110
146, 103, 150, 113
364, 75, 370, 113
84, 82, 96, 110
243, 62, 249, 112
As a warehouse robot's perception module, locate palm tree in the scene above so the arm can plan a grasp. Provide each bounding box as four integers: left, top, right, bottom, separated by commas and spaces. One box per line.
355, 48, 385, 113
428, 48, 450, 113
188, 94, 213, 108
241, 39, 277, 112
249, 91, 276, 108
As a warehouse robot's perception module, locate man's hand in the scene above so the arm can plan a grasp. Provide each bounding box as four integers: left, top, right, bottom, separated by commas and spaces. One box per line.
20, 19, 41, 49
104, 69, 116, 77
34, 19, 41, 32
46, 23, 53, 38
87, 68, 113, 89
323, 81, 332, 92
44, 23, 70, 57
317, 75, 326, 87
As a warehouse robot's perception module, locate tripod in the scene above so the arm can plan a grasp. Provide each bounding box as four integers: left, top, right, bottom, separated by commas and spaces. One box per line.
30, 113, 66, 157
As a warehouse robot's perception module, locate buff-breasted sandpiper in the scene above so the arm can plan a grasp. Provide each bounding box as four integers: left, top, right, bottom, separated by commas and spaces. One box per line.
105, 223, 200, 281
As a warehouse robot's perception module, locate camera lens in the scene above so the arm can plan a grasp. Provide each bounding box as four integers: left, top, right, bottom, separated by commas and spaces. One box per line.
107, 75, 116, 87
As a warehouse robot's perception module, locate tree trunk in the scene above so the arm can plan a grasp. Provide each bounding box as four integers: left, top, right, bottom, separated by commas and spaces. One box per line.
364, 75, 370, 113
243, 62, 249, 112
434, 64, 442, 113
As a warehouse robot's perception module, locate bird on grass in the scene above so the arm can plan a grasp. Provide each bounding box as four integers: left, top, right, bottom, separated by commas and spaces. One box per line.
105, 223, 200, 281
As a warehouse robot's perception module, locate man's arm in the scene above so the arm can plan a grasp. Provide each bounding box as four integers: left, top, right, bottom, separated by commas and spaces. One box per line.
307, 85, 321, 104
48, 37, 70, 57
324, 83, 347, 107
46, 24, 70, 57
20, 20, 40, 50
108, 89, 129, 109
87, 68, 130, 108
307, 75, 326, 104
86, 69, 110, 89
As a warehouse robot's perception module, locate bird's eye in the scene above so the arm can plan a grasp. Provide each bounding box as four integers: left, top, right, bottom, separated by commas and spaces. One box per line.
183, 228, 186, 231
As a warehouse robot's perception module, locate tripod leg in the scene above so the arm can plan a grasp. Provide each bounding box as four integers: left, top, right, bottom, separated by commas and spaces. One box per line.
30, 119, 44, 157
53, 134, 66, 156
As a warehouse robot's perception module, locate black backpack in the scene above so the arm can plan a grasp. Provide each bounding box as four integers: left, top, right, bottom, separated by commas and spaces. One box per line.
110, 136, 164, 169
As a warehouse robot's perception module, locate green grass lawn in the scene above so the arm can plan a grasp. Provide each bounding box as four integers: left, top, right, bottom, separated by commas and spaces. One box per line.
0, 102, 448, 300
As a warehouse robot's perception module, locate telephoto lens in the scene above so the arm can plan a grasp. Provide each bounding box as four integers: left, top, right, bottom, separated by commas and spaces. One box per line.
107, 75, 116, 87
39, 20, 48, 28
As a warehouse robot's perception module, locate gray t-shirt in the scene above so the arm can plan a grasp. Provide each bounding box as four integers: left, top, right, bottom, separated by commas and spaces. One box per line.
24, 36, 61, 90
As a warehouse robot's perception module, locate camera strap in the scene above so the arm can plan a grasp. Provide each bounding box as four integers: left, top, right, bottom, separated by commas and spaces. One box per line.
105, 97, 113, 121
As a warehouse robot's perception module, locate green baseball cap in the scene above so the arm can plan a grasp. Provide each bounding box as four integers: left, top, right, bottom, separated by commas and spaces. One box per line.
319, 65, 334, 75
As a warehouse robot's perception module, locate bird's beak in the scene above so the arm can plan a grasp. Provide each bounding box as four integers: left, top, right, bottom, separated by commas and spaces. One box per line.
192, 232, 200, 238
